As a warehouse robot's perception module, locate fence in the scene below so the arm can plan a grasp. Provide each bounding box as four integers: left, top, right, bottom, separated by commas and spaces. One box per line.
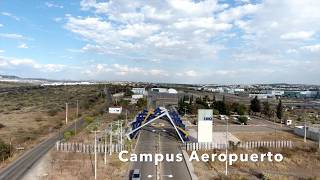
55, 141, 128, 154
185, 140, 293, 151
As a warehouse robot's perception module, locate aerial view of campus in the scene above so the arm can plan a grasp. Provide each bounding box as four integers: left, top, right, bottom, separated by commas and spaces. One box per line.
0, 0, 320, 180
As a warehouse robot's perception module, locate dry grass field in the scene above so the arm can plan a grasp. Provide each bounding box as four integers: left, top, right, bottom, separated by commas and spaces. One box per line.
22, 150, 129, 180
0, 83, 111, 167
192, 131, 320, 180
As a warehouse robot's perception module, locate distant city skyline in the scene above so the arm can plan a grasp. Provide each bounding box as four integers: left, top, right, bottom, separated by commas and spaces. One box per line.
1, 0, 320, 84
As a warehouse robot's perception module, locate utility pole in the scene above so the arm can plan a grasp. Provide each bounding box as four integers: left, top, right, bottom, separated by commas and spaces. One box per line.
125, 109, 128, 126
75, 100, 79, 135
304, 98, 307, 143
120, 120, 123, 151
65, 102, 68, 125
274, 111, 277, 141
318, 128, 320, 149
109, 123, 113, 155
225, 116, 228, 176
94, 130, 97, 180
104, 130, 107, 165
9, 137, 12, 157
118, 120, 120, 144
304, 118, 307, 142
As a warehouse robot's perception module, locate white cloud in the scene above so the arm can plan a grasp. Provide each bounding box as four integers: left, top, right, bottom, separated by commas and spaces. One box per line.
45, 2, 63, 8
176, 70, 198, 77
0, 56, 65, 72
59, 0, 320, 83
0, 33, 25, 40
83, 63, 169, 78
18, 43, 28, 49
0, 50, 4, 53
218, 3, 261, 23
53, 17, 62, 22
280, 31, 314, 40
65, 0, 260, 62
1, 12, 20, 21
301, 44, 320, 52
0, 24, 3, 27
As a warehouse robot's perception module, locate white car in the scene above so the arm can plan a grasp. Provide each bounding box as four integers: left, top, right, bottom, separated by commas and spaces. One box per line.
131, 169, 140, 180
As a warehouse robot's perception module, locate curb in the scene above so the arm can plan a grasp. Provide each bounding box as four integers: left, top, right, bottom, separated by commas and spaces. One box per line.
124, 133, 141, 180
182, 150, 198, 180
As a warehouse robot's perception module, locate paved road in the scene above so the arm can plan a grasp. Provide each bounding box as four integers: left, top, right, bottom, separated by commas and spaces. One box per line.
0, 118, 85, 180
131, 119, 192, 180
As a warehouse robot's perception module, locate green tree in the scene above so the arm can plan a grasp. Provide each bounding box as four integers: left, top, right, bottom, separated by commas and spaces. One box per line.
84, 116, 94, 124
63, 130, 74, 140
276, 99, 283, 120
214, 101, 229, 115
136, 98, 147, 109
124, 88, 134, 97
0, 139, 10, 159
189, 95, 193, 104
231, 103, 247, 115
250, 96, 261, 113
262, 101, 272, 119
238, 116, 248, 125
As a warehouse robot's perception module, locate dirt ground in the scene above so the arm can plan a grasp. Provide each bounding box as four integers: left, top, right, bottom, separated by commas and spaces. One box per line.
0, 84, 110, 169
22, 150, 128, 180
192, 131, 320, 180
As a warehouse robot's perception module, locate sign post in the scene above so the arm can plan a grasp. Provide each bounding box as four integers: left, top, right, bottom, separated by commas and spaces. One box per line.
197, 109, 213, 143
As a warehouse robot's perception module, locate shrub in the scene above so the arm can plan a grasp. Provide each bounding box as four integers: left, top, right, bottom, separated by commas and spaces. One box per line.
47, 108, 59, 116
238, 116, 248, 125
84, 116, 94, 124
35, 115, 43, 122
0, 139, 10, 159
63, 130, 74, 140
0, 123, 5, 129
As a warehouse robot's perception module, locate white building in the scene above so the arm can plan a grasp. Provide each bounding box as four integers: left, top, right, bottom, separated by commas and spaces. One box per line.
108, 107, 122, 114
168, 88, 178, 94
151, 88, 168, 93
131, 88, 146, 95
264, 90, 284, 96
249, 94, 269, 99
234, 88, 245, 93
131, 94, 144, 104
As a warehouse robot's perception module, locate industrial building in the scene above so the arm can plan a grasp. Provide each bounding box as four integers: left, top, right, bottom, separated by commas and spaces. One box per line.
147, 91, 179, 108
294, 126, 320, 141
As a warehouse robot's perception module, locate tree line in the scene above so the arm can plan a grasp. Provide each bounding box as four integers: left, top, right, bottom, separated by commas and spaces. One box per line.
178, 95, 283, 120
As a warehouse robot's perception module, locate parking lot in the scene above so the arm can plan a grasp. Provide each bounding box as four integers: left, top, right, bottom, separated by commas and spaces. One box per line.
186, 115, 292, 133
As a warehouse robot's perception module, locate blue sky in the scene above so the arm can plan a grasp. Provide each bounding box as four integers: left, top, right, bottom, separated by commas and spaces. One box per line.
0, 0, 320, 84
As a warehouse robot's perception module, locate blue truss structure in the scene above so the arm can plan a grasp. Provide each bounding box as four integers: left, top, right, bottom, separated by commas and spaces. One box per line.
127, 107, 189, 143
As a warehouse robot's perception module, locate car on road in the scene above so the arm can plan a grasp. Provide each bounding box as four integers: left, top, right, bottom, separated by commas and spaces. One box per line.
131, 169, 141, 180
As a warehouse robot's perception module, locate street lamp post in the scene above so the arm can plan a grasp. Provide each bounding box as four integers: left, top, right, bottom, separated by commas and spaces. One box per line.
225, 116, 228, 176
75, 100, 79, 135
65, 102, 68, 124
109, 123, 113, 155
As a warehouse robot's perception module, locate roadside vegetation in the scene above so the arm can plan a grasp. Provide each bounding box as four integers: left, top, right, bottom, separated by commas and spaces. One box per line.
0, 83, 114, 165
178, 93, 319, 125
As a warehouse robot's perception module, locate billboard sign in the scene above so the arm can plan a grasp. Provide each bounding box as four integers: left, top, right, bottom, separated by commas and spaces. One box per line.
197, 109, 213, 142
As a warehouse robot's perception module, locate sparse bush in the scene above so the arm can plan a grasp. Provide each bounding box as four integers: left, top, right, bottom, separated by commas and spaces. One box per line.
238, 116, 248, 125
63, 130, 74, 140
35, 115, 43, 122
257, 146, 269, 153
0, 123, 5, 129
280, 148, 294, 158
47, 108, 59, 116
84, 116, 94, 124
0, 139, 10, 159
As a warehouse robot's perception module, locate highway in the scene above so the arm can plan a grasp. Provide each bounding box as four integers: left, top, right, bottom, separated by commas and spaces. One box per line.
131, 119, 192, 180
0, 118, 85, 180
